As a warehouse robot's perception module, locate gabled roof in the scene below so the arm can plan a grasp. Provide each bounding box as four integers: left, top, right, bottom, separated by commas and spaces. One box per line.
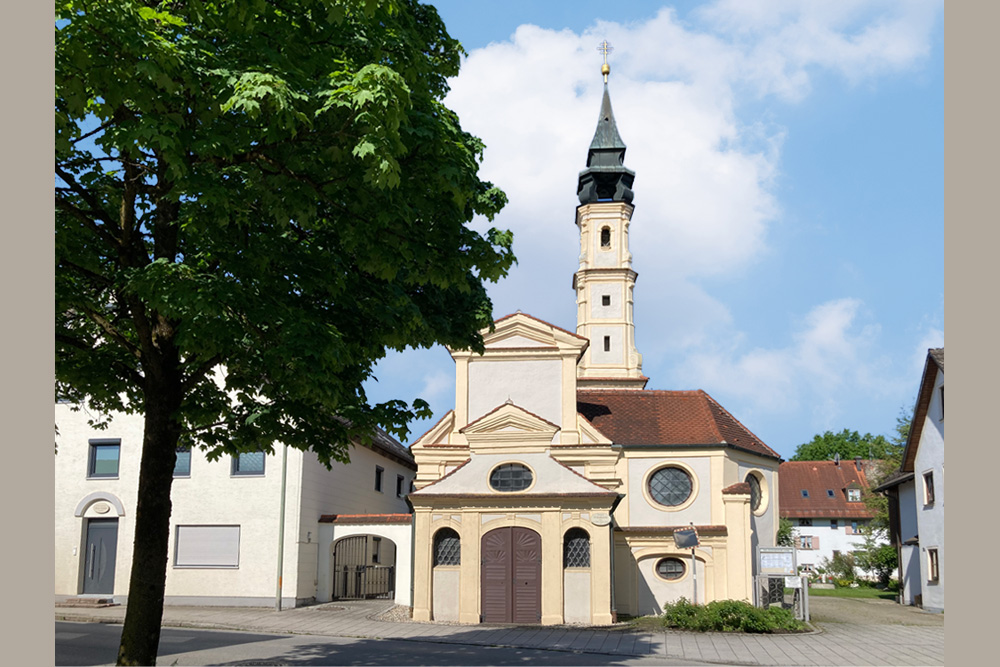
576, 389, 780, 460
778, 460, 874, 519
901, 347, 944, 473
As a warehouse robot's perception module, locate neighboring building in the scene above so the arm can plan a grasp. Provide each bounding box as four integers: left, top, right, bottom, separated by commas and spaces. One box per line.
55, 402, 416, 607
778, 459, 875, 576
875, 348, 944, 612
406, 67, 782, 625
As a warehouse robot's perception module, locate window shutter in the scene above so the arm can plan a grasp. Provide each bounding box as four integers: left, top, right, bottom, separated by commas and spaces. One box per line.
812, 536, 820, 550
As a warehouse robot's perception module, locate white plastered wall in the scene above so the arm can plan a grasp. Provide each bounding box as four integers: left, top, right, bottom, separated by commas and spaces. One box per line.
467, 360, 562, 427
914, 366, 944, 612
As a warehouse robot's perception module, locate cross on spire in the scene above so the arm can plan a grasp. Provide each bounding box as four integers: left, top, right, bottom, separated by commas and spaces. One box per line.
597, 40, 613, 82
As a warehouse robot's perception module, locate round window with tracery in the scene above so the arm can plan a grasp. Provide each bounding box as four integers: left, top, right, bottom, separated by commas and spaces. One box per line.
648, 467, 693, 507
746, 473, 762, 512
489, 463, 533, 492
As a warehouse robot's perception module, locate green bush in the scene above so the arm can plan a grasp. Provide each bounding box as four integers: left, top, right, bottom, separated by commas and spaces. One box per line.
662, 598, 804, 633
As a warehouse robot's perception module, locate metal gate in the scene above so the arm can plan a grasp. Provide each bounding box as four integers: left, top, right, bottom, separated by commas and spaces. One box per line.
332, 535, 395, 600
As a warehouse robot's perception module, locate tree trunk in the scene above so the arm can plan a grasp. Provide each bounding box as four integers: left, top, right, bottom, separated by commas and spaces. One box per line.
117, 358, 182, 666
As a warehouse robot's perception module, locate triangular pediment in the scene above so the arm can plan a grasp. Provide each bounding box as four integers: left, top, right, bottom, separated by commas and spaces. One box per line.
578, 413, 613, 445
411, 410, 456, 448
481, 312, 589, 352
460, 402, 559, 447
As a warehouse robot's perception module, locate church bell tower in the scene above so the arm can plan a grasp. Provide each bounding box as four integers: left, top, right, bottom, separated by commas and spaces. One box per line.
574, 45, 647, 390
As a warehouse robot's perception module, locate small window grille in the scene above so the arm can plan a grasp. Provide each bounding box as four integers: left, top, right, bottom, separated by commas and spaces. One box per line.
489, 463, 533, 492
602, 295, 611, 306
603, 336, 611, 352
433, 528, 461, 566
563, 528, 591, 568
232, 450, 265, 476
600, 227, 611, 248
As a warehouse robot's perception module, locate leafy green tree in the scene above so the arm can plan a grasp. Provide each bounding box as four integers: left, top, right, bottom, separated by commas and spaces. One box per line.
854, 528, 898, 587
789, 429, 901, 462
776, 516, 795, 547
56, 2, 514, 664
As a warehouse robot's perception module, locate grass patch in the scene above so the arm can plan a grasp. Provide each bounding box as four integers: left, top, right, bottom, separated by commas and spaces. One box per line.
623, 615, 666, 632
804, 587, 896, 600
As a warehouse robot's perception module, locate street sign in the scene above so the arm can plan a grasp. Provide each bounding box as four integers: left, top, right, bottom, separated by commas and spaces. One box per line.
758, 547, 796, 575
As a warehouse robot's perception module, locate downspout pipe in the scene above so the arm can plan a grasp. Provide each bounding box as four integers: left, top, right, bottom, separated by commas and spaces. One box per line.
275, 444, 289, 610
608, 493, 625, 621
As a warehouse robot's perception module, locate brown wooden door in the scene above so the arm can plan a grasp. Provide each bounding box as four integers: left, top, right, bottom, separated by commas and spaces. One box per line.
481, 527, 541, 623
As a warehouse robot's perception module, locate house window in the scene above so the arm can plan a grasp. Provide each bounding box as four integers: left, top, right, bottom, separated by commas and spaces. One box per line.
800, 489, 809, 498
850, 521, 859, 534
600, 227, 611, 248
923, 471, 935, 505
798, 536, 814, 550
563, 528, 591, 568
655, 557, 686, 580
799, 519, 812, 527
174, 445, 191, 477
648, 467, 693, 507
830, 519, 838, 529
396, 474, 405, 498
88, 439, 120, 478
603, 336, 611, 352
602, 295, 611, 306
433, 528, 461, 566
489, 463, 533, 492
847, 488, 861, 502
174, 525, 240, 568
928, 548, 939, 582
800, 564, 815, 574
372, 537, 381, 564
375, 466, 384, 492
231, 450, 265, 476
826, 489, 835, 498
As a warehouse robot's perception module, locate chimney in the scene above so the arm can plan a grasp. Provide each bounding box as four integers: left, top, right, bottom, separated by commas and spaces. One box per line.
854, 457, 863, 471
833, 453, 840, 466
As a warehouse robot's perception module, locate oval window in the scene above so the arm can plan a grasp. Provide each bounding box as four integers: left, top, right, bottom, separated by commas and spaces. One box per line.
489, 463, 533, 492
656, 557, 685, 580
648, 467, 693, 507
746, 473, 762, 512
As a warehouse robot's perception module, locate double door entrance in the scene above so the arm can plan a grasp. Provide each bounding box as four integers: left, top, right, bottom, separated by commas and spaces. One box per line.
480, 526, 541, 624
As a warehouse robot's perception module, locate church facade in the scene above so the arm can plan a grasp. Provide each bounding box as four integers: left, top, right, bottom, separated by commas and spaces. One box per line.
408, 68, 781, 624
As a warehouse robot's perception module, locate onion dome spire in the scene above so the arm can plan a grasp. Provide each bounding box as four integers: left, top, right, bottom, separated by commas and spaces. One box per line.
577, 41, 635, 205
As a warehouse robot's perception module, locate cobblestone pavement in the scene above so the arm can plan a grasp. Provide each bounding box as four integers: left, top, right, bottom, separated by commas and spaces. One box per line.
55, 596, 944, 666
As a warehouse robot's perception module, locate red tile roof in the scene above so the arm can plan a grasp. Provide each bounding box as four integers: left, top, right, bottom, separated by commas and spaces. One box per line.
722, 482, 751, 495
319, 513, 413, 524
576, 389, 780, 459
778, 461, 874, 519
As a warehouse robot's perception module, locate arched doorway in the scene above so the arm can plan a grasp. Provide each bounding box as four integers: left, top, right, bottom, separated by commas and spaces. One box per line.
331, 535, 396, 600
481, 526, 541, 623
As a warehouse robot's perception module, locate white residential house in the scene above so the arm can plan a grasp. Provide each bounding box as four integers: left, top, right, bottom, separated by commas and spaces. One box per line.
876, 348, 944, 612
55, 401, 417, 608
779, 459, 875, 577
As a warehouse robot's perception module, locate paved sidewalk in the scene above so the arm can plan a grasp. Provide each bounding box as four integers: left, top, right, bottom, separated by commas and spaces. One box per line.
55, 600, 944, 666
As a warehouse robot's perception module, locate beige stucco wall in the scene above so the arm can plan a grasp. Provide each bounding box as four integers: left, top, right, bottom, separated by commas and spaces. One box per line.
432, 567, 460, 621
625, 454, 714, 526
467, 359, 562, 427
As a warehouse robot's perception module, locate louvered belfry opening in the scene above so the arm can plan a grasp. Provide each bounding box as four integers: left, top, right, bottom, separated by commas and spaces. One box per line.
332, 535, 395, 600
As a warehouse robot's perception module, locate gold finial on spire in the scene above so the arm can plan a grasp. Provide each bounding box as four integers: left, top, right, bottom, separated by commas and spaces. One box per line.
597, 40, 613, 83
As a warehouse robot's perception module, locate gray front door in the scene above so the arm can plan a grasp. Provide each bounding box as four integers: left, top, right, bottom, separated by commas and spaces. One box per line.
82, 519, 118, 594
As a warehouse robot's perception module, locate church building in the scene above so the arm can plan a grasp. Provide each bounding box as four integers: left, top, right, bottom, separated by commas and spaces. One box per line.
408, 62, 782, 624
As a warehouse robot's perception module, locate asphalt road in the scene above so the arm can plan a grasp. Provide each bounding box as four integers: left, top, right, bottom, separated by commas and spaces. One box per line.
55, 622, 696, 666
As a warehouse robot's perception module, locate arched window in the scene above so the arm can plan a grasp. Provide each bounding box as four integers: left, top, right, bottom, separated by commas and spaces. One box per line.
563, 528, 591, 568
433, 528, 461, 566
600, 226, 611, 248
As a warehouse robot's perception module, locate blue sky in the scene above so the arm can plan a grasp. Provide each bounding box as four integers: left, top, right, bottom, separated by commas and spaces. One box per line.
363, 1, 944, 460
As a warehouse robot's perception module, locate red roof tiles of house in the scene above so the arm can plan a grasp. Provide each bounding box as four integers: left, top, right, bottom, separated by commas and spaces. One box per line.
576, 389, 780, 460
779, 460, 874, 519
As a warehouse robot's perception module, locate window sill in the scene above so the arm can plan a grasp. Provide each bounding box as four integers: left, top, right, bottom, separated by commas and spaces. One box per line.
231, 473, 265, 478
87, 476, 119, 480
172, 565, 240, 570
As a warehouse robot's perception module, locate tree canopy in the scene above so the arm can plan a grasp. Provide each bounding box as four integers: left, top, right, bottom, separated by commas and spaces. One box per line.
56, 1, 514, 663
788, 428, 902, 463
